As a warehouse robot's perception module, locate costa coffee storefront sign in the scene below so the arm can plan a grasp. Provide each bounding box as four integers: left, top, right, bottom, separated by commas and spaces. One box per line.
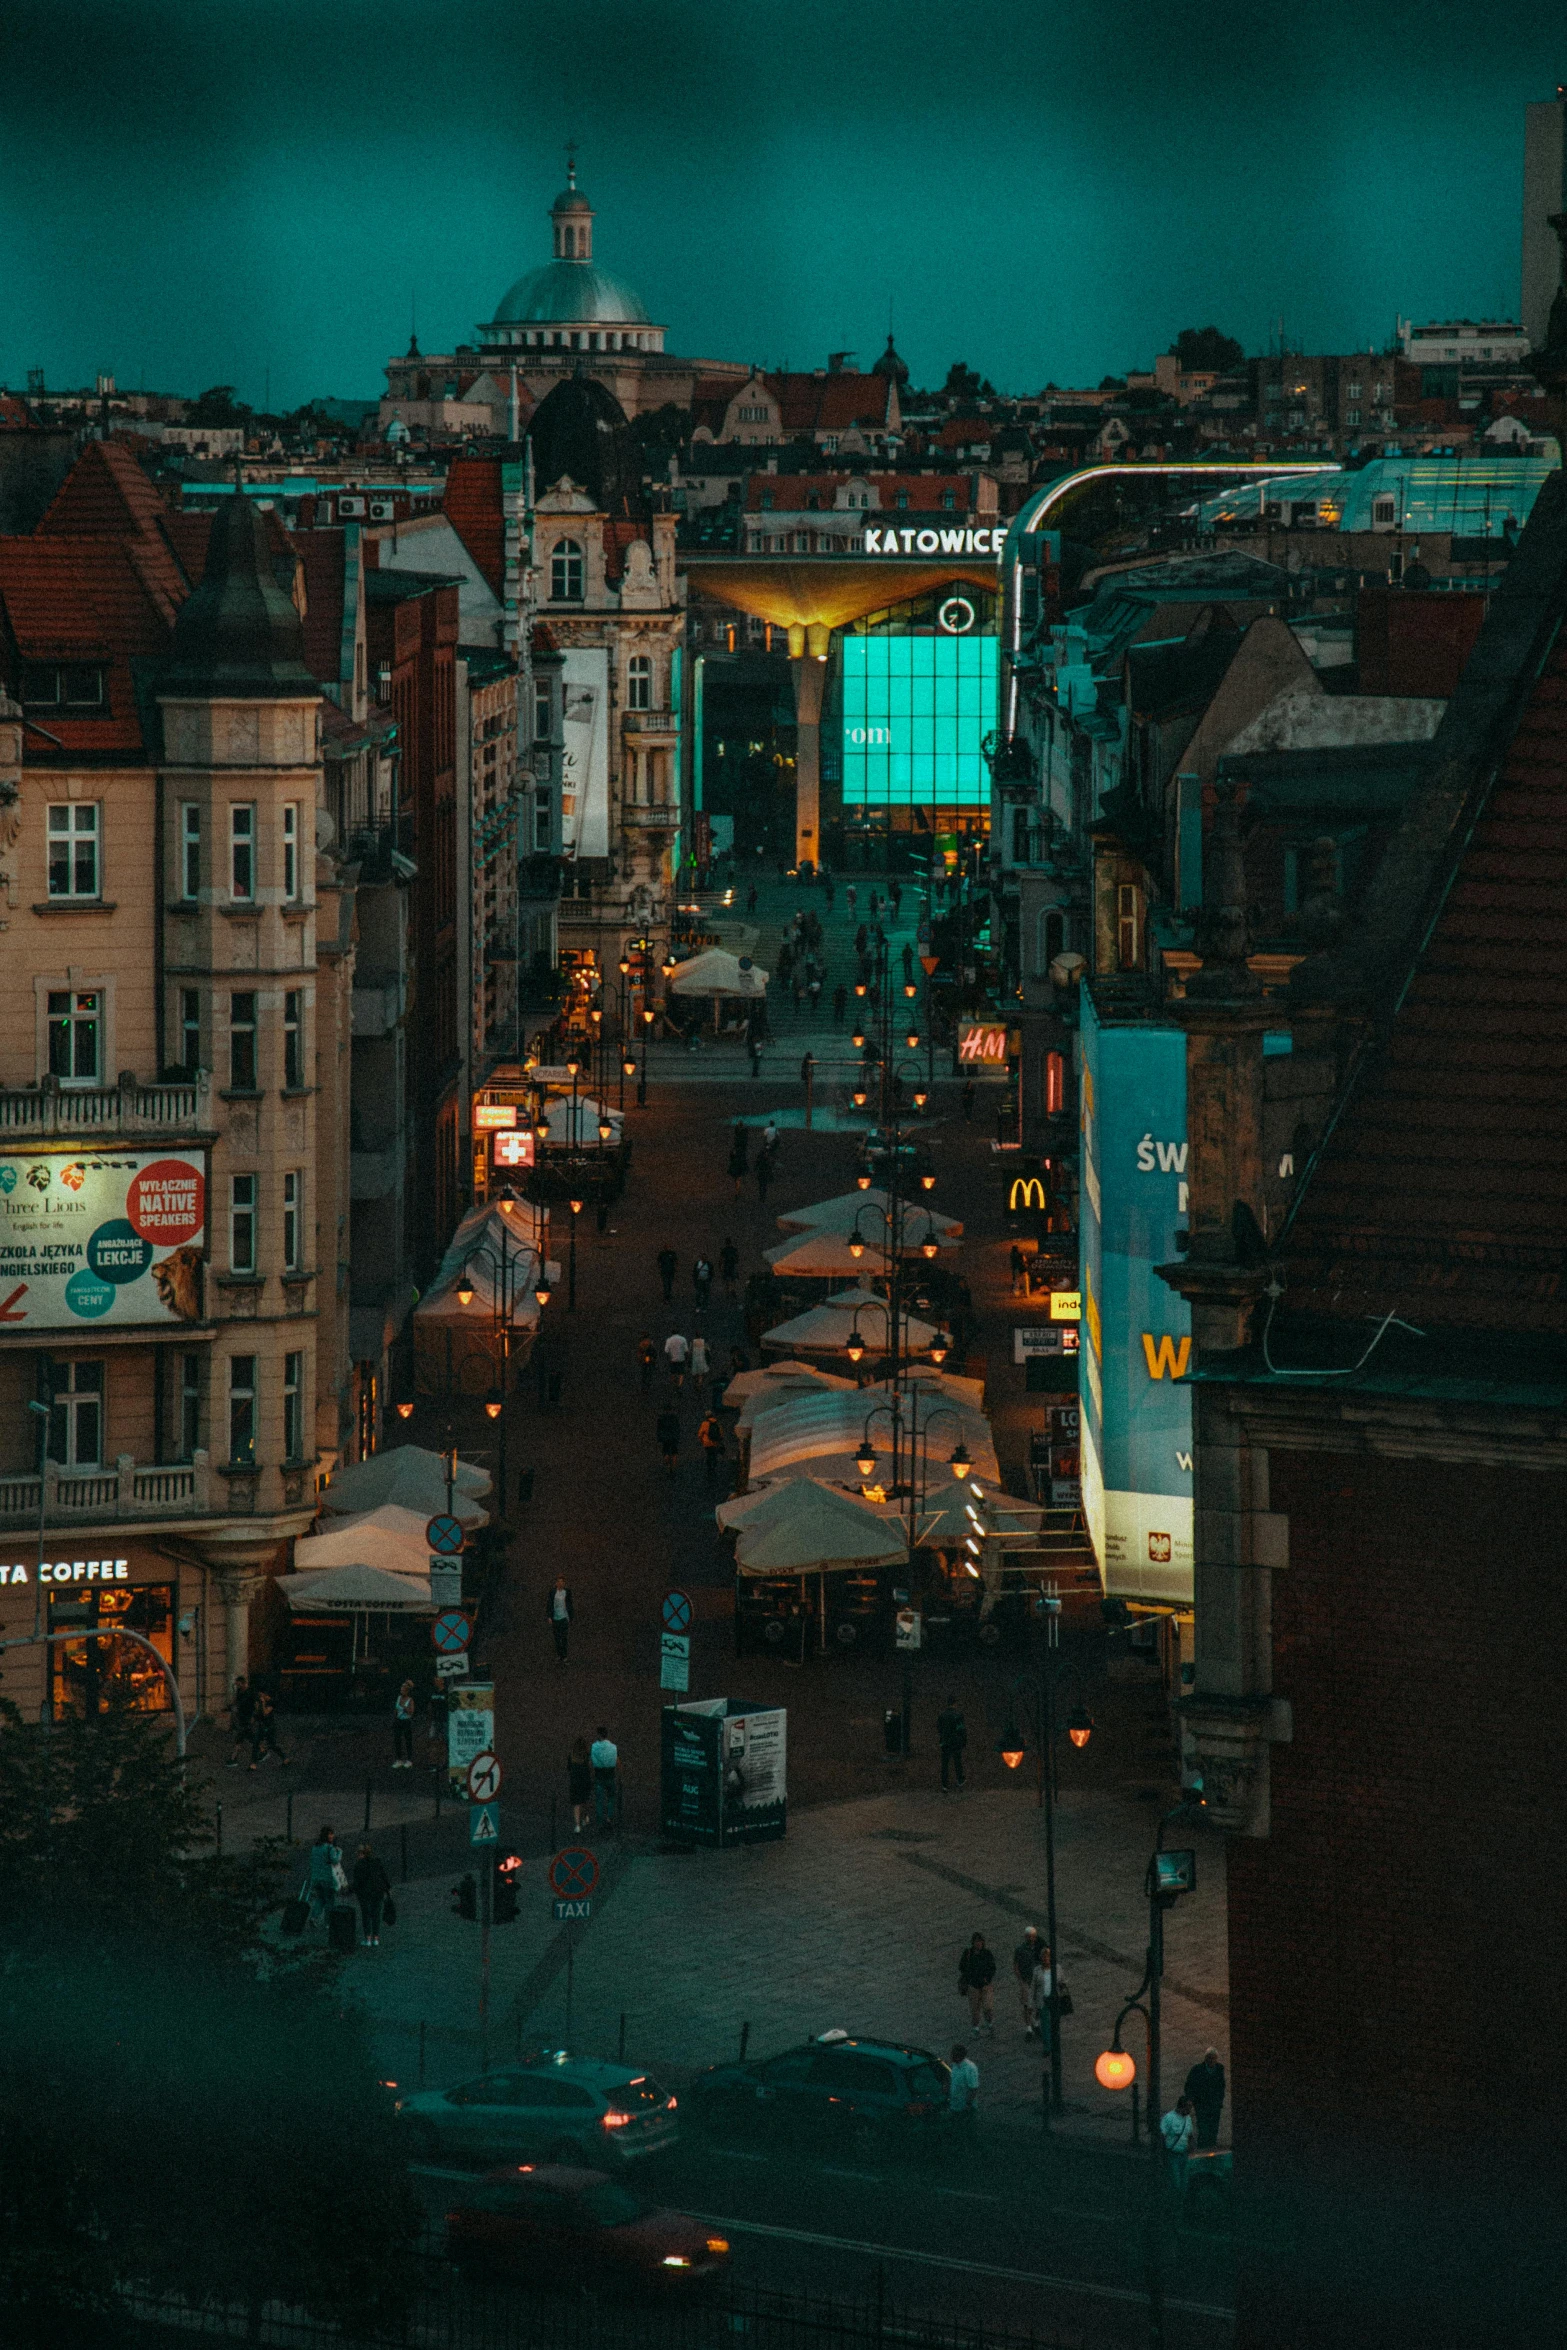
0, 1557, 130, 1586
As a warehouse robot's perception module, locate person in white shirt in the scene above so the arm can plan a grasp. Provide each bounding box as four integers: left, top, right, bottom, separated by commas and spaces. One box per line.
690, 1332, 710, 1383
1161, 2096, 1196, 2169
589, 1725, 619, 1829
947, 2042, 980, 2134
664, 1331, 690, 1387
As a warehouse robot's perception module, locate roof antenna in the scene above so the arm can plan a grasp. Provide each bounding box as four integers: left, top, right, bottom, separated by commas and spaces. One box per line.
565, 138, 578, 190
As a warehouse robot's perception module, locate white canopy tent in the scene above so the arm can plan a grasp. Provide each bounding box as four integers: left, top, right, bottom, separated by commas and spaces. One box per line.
760, 1288, 939, 1357
716, 1477, 908, 1576
764, 1226, 960, 1280
293, 1504, 449, 1579
317, 1447, 490, 1519
538, 1096, 624, 1148
667, 948, 770, 998
776, 1191, 963, 1239
722, 1359, 856, 1407
746, 1385, 999, 1491
279, 1561, 434, 1612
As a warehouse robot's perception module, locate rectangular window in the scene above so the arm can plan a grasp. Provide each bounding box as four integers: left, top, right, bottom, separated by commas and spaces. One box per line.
283, 991, 302, 1089
179, 1353, 201, 1460
283, 1351, 304, 1461
534, 686, 551, 741
228, 1356, 256, 1467
534, 799, 552, 852
230, 804, 255, 901
180, 804, 201, 899
47, 803, 100, 899
1116, 882, 1142, 972
229, 992, 256, 1091
282, 1170, 302, 1271
230, 1173, 257, 1274
47, 989, 101, 1084
48, 1360, 104, 1468
179, 988, 201, 1074
282, 803, 299, 901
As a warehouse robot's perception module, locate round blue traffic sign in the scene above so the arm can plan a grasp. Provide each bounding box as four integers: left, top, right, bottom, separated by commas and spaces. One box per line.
662, 1590, 692, 1635
548, 1845, 599, 1899
426, 1513, 466, 1557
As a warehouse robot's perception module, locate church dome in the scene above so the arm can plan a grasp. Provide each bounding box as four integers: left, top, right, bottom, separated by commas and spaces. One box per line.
490, 260, 651, 328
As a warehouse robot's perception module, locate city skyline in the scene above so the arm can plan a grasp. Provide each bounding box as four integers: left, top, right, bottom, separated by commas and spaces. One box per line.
1, 0, 1559, 411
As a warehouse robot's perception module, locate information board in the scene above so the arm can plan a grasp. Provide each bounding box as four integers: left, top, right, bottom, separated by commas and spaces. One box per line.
0, 1150, 207, 1329
446, 1679, 495, 1798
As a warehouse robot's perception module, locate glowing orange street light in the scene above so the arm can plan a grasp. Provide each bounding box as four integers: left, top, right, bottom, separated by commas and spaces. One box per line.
1067, 1707, 1095, 1749
856, 1172, 872, 1190
1096, 2048, 1136, 2092
456, 1276, 475, 1307
999, 1724, 1025, 1770
395, 1400, 415, 1421
484, 1394, 503, 1421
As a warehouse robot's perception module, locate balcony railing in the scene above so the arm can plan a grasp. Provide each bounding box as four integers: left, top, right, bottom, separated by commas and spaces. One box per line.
0, 1451, 219, 1527
0, 1074, 214, 1139
622, 707, 678, 736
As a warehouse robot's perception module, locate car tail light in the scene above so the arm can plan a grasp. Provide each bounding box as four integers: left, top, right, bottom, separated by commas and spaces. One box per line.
706, 2238, 730, 2255
662, 2255, 691, 2268
666, 2095, 678, 2109
601, 2110, 631, 2129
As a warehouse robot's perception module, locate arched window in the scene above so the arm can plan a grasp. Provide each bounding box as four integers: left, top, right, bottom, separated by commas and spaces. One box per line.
1035, 908, 1065, 975
627, 654, 653, 711
550, 539, 585, 602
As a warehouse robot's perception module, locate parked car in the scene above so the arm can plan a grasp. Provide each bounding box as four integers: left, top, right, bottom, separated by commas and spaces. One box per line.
445, 2165, 729, 2291
688, 2029, 949, 2153
397, 2056, 678, 2168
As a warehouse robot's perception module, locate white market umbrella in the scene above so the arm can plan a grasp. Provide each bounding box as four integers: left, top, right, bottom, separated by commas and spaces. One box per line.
777, 1190, 963, 1239
747, 1387, 999, 1490
294, 1504, 456, 1579
279, 1561, 434, 1612
317, 1455, 490, 1521
761, 1288, 938, 1357
667, 948, 770, 998
868, 1481, 1045, 1552
765, 1225, 959, 1280
722, 1359, 856, 1406
539, 1096, 623, 1147
716, 1477, 908, 1576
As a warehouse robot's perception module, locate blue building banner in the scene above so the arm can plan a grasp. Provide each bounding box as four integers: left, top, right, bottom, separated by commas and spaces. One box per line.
1078, 994, 1192, 1601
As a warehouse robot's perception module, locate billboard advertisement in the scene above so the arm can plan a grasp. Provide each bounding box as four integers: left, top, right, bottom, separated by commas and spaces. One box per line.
1078, 996, 1192, 1602
0, 1151, 206, 1330
561, 646, 610, 859
660, 1697, 787, 1846
840, 634, 998, 808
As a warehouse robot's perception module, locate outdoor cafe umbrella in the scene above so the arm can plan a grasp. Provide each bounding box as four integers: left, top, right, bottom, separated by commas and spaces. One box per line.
760, 1288, 939, 1357
318, 1444, 490, 1516
278, 1561, 434, 1612
746, 1387, 1000, 1491
293, 1504, 454, 1580
666, 948, 770, 998
716, 1478, 908, 1575
776, 1190, 964, 1239
722, 1359, 855, 1406
764, 1226, 960, 1280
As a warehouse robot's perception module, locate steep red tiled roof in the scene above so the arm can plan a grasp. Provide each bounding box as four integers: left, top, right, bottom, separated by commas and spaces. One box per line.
295, 529, 347, 687
0, 537, 174, 753
0, 394, 38, 431
36, 440, 190, 610
443, 456, 504, 599
766, 372, 895, 436
1282, 608, 1567, 1336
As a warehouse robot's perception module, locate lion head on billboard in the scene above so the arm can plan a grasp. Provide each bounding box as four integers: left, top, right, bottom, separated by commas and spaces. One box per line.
151, 1246, 203, 1322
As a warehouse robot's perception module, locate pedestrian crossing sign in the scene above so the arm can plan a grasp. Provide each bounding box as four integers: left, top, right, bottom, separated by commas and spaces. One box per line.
470, 1803, 500, 1846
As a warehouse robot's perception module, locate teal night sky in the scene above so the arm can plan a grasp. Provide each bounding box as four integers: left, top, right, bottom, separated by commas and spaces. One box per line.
0, 0, 1557, 409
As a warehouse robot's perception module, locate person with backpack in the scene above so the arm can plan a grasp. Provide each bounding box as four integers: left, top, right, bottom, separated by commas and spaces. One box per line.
636, 1333, 657, 1392
699, 1409, 727, 1484
958, 1933, 997, 2033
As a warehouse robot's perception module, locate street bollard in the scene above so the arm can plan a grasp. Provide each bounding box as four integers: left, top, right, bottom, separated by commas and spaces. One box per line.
399, 1823, 409, 1884
618, 2013, 626, 2063
286, 1790, 294, 1845
419, 2021, 426, 2089
739, 2021, 750, 2062
215, 1802, 222, 1857
364, 1778, 373, 1834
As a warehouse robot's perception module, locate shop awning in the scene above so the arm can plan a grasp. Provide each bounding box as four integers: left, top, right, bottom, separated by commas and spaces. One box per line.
722, 1359, 856, 1406
294, 1504, 458, 1578
279, 1562, 434, 1612
317, 1449, 491, 1518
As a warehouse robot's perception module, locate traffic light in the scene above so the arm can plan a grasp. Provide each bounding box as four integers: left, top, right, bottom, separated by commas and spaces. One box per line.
451, 1872, 477, 1921
493, 1850, 522, 1925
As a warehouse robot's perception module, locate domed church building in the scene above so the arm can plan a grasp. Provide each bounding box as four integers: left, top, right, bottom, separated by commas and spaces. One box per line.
381, 159, 749, 437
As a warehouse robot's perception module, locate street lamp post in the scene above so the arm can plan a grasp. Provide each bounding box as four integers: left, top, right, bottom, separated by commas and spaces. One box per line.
855, 1396, 969, 1758
567, 1196, 582, 1311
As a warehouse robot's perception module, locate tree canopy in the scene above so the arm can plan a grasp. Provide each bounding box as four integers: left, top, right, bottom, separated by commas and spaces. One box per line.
0, 1700, 417, 2343
188, 384, 252, 424
1173, 326, 1244, 373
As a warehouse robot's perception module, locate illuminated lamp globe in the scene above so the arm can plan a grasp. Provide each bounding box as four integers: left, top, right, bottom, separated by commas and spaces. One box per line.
856, 1172, 872, 1191
623, 1055, 637, 1076
854, 1439, 877, 1477
535, 1282, 551, 1308
852, 1086, 868, 1109
999, 1725, 1025, 1771
566, 1055, 581, 1078
456, 1276, 476, 1307
642, 1007, 655, 1026
904, 982, 918, 1000
1067, 1707, 1095, 1749
913, 1088, 929, 1110
590, 1006, 602, 1025
484, 1393, 503, 1421
598, 1117, 613, 1142
906, 1031, 920, 1050
619, 957, 631, 975
921, 1237, 939, 1260
919, 1171, 936, 1191
854, 981, 868, 999
852, 1026, 867, 1050
928, 1332, 949, 1365
846, 1327, 866, 1365
949, 1440, 972, 1479
569, 1198, 584, 1217
1096, 2049, 1136, 2093
395, 1399, 415, 1421
848, 1233, 865, 1258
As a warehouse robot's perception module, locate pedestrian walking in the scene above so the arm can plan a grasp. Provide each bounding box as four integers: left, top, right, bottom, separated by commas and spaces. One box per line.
807, 975, 822, 1017
1031, 1949, 1055, 2054
720, 1238, 739, 1297
868, 889, 880, 919
636, 1333, 657, 1392
568, 1737, 593, 1832
936, 1694, 967, 1791
664, 1330, 690, 1386
699, 1409, 726, 1483
890, 880, 902, 917
755, 1154, 773, 1204
748, 1032, 762, 1079
546, 1575, 574, 1663
746, 883, 758, 915
656, 1409, 681, 1475
1013, 1927, 1046, 2035
777, 940, 793, 986
1183, 2049, 1227, 2149
846, 885, 857, 916
1010, 1243, 1027, 1296
306, 1825, 344, 1922
855, 922, 868, 958
392, 1679, 416, 1767
958, 1933, 997, 2033
799, 1050, 814, 1091
352, 1844, 392, 1946
248, 1688, 290, 1771
657, 1245, 678, 1300
225, 1674, 256, 1767
947, 2043, 980, 2136
693, 1255, 714, 1309
832, 984, 847, 1028
1161, 2096, 1197, 2164
961, 1079, 976, 1121
590, 1726, 620, 1828
690, 1332, 710, 1385
731, 1119, 751, 1170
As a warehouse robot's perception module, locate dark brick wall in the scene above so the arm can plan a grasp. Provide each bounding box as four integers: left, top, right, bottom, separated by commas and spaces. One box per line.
1228, 1447, 1567, 2347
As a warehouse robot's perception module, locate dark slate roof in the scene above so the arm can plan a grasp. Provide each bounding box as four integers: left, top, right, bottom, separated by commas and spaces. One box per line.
1276, 469, 1567, 1340
162, 490, 316, 698
1219, 741, 1435, 822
